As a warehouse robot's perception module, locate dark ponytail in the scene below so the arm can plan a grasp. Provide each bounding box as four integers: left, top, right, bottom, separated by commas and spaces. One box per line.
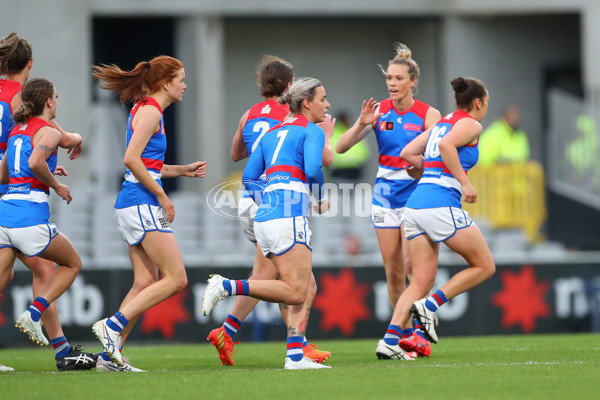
451, 77, 487, 111
13, 78, 54, 123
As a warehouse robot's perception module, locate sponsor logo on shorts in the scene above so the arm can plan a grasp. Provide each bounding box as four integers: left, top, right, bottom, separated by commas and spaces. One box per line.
373, 212, 385, 224
297, 231, 304, 240
144, 219, 152, 227
158, 217, 169, 229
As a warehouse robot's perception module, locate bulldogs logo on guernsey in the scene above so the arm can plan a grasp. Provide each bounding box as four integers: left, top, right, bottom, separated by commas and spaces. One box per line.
0, 79, 24, 194
407, 110, 479, 209
0, 117, 55, 227
115, 97, 166, 209
373, 98, 429, 209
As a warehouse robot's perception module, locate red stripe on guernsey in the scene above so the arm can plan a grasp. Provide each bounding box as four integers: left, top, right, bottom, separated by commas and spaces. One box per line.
235, 280, 243, 296
432, 293, 444, 306
386, 328, 401, 336
9, 176, 49, 191
376, 99, 429, 126
129, 97, 163, 134
379, 155, 410, 169
424, 161, 467, 176
226, 317, 241, 330
266, 165, 307, 182
0, 142, 6, 150
32, 300, 47, 313
9, 118, 52, 140
287, 342, 304, 350
142, 158, 164, 171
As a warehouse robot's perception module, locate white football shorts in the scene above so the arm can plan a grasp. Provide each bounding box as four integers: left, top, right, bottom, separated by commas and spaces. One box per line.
0, 223, 59, 257
403, 207, 474, 243
371, 204, 405, 229
115, 204, 173, 246
237, 196, 258, 242
254, 216, 312, 258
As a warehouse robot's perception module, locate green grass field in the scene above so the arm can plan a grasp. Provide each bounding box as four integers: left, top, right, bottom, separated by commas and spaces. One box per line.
1, 334, 599, 400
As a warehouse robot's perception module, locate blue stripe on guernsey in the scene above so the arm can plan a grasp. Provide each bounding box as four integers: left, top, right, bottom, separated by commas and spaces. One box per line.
372, 99, 429, 209
406, 110, 479, 210
383, 324, 402, 345
51, 336, 71, 357
115, 97, 166, 209
286, 336, 304, 361
242, 115, 326, 222
372, 178, 417, 208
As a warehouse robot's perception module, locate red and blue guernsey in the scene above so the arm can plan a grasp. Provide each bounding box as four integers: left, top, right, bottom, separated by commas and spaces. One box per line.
406, 110, 479, 209
373, 98, 430, 209
114, 97, 166, 209
0, 79, 23, 194
242, 114, 325, 222
241, 100, 289, 198
0, 118, 56, 227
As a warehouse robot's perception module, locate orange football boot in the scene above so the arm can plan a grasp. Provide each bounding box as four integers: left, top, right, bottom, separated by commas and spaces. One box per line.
207, 326, 237, 365
303, 343, 331, 363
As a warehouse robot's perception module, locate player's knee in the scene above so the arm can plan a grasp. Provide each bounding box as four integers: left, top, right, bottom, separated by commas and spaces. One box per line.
132, 275, 157, 292
172, 272, 188, 293
307, 277, 317, 299
287, 284, 308, 305
70, 256, 82, 273
482, 261, 496, 280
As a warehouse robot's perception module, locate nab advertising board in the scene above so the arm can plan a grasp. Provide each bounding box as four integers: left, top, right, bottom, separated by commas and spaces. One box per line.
1, 263, 599, 346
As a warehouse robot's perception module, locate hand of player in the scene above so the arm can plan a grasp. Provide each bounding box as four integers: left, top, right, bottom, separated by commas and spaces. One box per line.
358, 98, 382, 126
461, 181, 478, 203
53, 166, 68, 176
54, 183, 72, 204
405, 165, 423, 180
317, 114, 335, 139
183, 161, 207, 178
158, 193, 175, 222
313, 198, 330, 214
67, 134, 83, 160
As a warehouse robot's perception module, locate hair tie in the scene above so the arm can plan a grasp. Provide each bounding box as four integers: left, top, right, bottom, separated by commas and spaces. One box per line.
145, 61, 151, 69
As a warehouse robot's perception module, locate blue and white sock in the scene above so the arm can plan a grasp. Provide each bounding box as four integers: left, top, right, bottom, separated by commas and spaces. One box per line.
28, 297, 49, 322
222, 280, 249, 296
401, 328, 414, 340
414, 318, 427, 340
383, 324, 402, 346
286, 336, 304, 361
51, 336, 70, 357
223, 314, 242, 339
425, 290, 448, 312
302, 336, 309, 349
106, 311, 129, 333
